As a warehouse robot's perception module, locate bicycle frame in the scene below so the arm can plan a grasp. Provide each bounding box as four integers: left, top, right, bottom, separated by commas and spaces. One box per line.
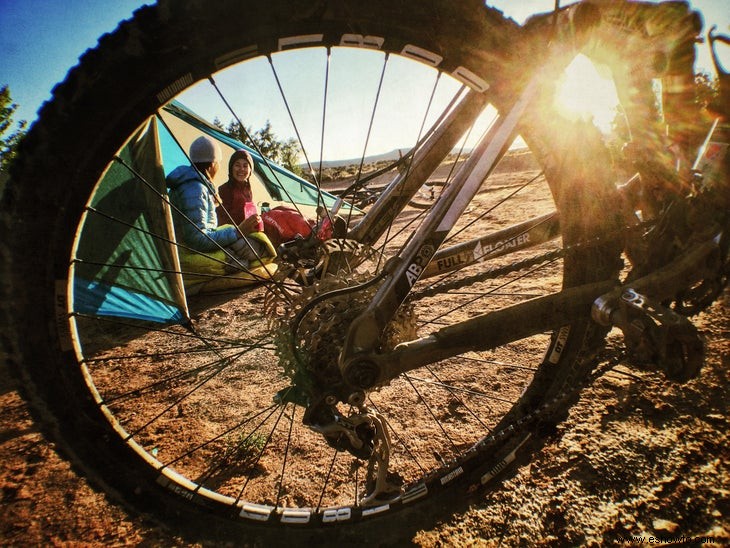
337, 76, 551, 379
333, 81, 729, 392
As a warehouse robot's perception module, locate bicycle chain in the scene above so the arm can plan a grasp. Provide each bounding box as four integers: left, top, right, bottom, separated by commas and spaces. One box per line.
410, 216, 643, 301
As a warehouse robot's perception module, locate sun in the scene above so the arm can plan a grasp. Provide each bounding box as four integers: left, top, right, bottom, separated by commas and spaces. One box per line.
554, 54, 620, 133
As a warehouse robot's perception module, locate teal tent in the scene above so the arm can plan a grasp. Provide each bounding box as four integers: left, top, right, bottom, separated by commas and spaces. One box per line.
157, 100, 338, 217
73, 118, 188, 324
71, 101, 341, 325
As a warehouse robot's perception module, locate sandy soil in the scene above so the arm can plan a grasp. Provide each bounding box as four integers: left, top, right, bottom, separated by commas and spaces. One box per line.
2, 294, 728, 546
1, 168, 728, 546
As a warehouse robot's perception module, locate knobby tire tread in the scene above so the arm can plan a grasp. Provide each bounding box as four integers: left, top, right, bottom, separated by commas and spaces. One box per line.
1, 0, 687, 540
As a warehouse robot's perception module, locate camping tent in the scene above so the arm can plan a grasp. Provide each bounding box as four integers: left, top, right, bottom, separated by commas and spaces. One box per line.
157, 100, 336, 217
71, 101, 341, 325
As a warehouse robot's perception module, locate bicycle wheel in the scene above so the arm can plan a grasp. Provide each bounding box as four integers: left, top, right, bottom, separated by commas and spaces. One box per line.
1, 0, 694, 540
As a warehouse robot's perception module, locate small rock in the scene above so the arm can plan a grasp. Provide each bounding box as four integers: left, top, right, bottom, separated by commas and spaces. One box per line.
652, 518, 679, 533
704, 414, 726, 426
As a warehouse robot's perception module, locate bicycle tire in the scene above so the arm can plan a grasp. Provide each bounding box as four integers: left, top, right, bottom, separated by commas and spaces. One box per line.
1, 0, 691, 541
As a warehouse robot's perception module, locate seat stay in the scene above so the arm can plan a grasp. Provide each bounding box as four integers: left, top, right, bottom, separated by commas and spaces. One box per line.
341, 78, 541, 356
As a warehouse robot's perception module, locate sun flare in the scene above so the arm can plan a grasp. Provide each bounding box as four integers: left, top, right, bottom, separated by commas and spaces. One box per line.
554, 54, 620, 133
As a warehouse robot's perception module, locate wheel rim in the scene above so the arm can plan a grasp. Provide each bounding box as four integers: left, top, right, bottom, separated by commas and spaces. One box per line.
64, 40, 575, 522
0, 0, 626, 528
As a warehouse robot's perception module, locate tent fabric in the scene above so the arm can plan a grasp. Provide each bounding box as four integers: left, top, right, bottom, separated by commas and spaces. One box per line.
73, 277, 186, 323
158, 100, 339, 218
71, 100, 348, 325
72, 119, 189, 324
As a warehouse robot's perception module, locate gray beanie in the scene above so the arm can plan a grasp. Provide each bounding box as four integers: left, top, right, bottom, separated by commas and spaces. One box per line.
189, 136, 222, 163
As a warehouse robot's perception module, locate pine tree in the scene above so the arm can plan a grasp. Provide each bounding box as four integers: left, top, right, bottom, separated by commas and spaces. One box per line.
0, 85, 28, 172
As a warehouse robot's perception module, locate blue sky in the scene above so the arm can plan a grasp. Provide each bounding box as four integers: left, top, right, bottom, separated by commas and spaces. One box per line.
1, 0, 728, 160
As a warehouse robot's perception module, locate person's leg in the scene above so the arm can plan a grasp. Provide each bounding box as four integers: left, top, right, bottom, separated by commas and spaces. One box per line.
225, 235, 275, 270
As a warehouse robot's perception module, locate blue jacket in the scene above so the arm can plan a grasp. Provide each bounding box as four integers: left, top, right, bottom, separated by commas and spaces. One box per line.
166, 165, 239, 252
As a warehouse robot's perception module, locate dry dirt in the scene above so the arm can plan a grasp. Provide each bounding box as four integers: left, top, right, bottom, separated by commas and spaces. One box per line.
2, 298, 728, 546
1, 168, 729, 546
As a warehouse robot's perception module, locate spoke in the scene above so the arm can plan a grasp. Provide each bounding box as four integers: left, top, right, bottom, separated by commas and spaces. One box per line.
122, 354, 234, 439
191, 405, 278, 491
384, 208, 429, 245
344, 52, 390, 229
422, 364, 490, 430
101, 343, 270, 405
85, 339, 277, 366
81, 206, 223, 275
108, 331, 274, 439
274, 404, 297, 508
316, 48, 332, 225
165, 403, 279, 475
443, 170, 544, 246
266, 56, 320, 187
427, 290, 544, 298
406, 374, 518, 407
84, 345, 227, 364
375, 69, 443, 269
234, 403, 289, 505
264, 54, 336, 228
316, 447, 341, 512
402, 374, 460, 452
367, 398, 428, 477
75, 313, 272, 350
460, 354, 538, 373
375, 109, 475, 253
206, 76, 312, 223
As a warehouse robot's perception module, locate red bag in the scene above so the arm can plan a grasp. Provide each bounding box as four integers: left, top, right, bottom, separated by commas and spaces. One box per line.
261, 206, 315, 247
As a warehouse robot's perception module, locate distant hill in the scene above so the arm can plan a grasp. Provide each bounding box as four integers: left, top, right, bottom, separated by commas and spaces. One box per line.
311, 149, 411, 169
311, 146, 538, 187
493, 147, 538, 173
311, 146, 535, 170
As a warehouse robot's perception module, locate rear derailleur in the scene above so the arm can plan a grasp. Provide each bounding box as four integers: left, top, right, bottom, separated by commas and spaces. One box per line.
302, 396, 403, 505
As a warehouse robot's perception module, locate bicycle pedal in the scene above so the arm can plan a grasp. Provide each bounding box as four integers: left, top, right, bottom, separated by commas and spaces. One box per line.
624, 289, 705, 382
596, 288, 705, 382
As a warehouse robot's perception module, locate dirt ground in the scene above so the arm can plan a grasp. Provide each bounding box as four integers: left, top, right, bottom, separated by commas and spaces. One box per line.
2, 293, 728, 546
1, 168, 729, 546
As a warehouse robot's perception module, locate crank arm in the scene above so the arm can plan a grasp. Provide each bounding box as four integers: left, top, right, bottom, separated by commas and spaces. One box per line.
592, 236, 722, 327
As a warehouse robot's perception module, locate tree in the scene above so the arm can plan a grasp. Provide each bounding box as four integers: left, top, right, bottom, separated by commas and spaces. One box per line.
607, 72, 721, 141
694, 71, 720, 111
222, 119, 303, 176
0, 85, 28, 172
